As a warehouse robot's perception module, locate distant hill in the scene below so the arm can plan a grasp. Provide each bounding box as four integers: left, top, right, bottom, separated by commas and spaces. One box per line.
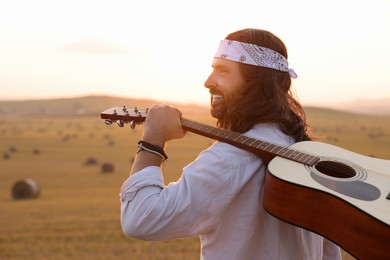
327, 97, 390, 115
0, 95, 208, 116
0, 95, 389, 119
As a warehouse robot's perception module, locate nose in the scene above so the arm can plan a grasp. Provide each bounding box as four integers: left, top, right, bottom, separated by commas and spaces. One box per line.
204, 73, 215, 90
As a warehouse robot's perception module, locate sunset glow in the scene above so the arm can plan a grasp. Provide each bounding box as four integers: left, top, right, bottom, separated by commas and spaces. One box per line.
0, 0, 389, 106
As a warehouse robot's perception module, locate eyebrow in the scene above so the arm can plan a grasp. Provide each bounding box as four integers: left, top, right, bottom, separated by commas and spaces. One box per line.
212, 64, 229, 70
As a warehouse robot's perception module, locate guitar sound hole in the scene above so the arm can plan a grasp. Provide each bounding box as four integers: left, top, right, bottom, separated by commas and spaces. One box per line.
314, 161, 356, 178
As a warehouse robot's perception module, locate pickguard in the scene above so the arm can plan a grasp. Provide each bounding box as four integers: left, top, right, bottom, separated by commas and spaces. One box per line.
305, 157, 381, 201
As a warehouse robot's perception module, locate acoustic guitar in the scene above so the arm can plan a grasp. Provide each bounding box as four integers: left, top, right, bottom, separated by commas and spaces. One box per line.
101, 106, 390, 259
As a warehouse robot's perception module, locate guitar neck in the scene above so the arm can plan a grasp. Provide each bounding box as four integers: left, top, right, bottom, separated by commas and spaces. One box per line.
180, 118, 319, 166
99, 106, 319, 166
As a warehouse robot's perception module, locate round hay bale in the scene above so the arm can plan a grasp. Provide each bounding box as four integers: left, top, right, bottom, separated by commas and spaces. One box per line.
101, 163, 114, 173
33, 148, 41, 155
12, 179, 41, 199
3, 152, 11, 160
84, 157, 98, 166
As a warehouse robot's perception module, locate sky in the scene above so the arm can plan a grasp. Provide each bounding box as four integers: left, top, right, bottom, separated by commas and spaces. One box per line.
0, 0, 389, 107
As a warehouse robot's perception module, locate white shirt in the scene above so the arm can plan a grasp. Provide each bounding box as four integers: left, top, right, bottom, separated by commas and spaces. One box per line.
120, 124, 341, 260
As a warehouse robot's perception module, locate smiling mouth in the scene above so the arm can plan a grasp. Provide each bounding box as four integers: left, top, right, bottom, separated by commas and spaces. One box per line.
211, 94, 223, 102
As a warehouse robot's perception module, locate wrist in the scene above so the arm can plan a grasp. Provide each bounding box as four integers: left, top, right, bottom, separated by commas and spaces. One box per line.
137, 140, 168, 161
141, 133, 165, 148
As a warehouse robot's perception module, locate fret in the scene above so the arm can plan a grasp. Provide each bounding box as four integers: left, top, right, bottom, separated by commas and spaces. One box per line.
255, 141, 272, 150
182, 119, 195, 128
209, 128, 223, 136
217, 130, 232, 138
289, 150, 302, 160
229, 132, 242, 141
300, 153, 312, 162
191, 124, 201, 131
234, 135, 250, 144
284, 150, 297, 159
278, 148, 290, 156
242, 138, 257, 146
187, 121, 203, 130
265, 144, 279, 153
269, 145, 284, 154
199, 125, 213, 133
251, 140, 263, 149
294, 152, 306, 162
182, 119, 239, 143
306, 156, 320, 165
225, 132, 237, 139
212, 129, 236, 140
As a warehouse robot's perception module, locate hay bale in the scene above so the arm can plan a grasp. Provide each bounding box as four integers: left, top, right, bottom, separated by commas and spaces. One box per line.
3, 152, 11, 160
101, 163, 114, 173
12, 179, 41, 199
33, 148, 41, 155
84, 157, 98, 166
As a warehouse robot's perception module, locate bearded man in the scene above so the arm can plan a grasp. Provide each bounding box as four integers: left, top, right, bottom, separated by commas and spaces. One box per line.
120, 28, 341, 260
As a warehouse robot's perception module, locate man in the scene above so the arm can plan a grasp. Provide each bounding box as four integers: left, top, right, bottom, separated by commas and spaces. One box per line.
120, 28, 341, 259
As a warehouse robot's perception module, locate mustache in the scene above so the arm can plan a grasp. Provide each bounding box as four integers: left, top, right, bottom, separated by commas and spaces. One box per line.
209, 90, 224, 96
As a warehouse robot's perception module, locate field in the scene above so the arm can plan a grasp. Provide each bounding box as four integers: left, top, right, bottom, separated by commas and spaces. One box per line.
1, 103, 389, 259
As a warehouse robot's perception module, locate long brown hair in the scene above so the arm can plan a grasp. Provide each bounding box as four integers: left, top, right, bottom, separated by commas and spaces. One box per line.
218, 28, 312, 142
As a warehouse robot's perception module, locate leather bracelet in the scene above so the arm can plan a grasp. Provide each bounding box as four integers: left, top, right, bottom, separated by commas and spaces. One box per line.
137, 140, 168, 161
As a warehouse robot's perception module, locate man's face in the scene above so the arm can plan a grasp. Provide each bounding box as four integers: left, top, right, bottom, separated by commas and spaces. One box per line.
204, 59, 245, 119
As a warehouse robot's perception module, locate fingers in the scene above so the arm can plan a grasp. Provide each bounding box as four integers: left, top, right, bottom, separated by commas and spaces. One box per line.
142, 105, 186, 146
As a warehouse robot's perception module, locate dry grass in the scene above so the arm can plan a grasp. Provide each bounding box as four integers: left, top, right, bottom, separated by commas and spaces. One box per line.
0, 115, 203, 260
1, 110, 389, 259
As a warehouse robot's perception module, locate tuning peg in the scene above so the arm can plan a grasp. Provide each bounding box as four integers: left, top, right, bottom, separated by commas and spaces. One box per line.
130, 120, 136, 129
104, 120, 113, 125
116, 120, 124, 127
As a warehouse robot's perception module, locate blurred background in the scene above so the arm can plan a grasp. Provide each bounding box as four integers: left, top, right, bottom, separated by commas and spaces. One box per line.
1, 0, 389, 259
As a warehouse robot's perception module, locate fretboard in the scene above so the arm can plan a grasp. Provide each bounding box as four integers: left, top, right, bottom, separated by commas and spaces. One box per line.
180, 118, 319, 166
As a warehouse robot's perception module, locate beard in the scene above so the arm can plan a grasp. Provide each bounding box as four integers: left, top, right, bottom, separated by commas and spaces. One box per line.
210, 94, 230, 121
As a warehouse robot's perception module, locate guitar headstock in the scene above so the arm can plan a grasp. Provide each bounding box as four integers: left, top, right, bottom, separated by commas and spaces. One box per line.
100, 106, 148, 128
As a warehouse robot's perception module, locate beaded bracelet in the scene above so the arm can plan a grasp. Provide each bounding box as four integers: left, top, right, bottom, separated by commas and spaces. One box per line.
137, 140, 168, 161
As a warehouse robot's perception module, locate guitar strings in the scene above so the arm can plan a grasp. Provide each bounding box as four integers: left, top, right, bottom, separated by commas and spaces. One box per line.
288, 148, 389, 184
103, 112, 389, 186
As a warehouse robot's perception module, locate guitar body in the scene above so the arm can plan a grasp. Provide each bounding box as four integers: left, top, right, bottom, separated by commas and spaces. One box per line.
265, 141, 390, 259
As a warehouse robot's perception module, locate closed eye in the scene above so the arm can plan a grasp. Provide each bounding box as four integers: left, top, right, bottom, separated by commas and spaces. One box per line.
212, 64, 229, 75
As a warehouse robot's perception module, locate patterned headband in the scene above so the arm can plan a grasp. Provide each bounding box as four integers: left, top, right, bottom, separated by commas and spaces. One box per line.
214, 39, 298, 79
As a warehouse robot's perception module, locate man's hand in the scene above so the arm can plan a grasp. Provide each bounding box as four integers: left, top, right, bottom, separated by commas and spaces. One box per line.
142, 105, 186, 147
130, 105, 186, 175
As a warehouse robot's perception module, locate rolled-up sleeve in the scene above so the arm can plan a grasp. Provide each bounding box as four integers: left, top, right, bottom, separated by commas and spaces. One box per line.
120, 166, 166, 239
120, 161, 225, 241
120, 166, 164, 203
